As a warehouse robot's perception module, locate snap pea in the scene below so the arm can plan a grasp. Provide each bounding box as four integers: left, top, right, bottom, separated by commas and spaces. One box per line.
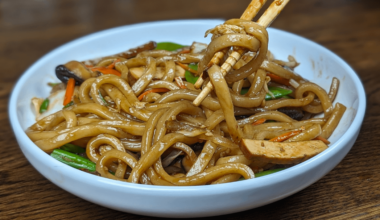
51, 149, 96, 172
60, 143, 85, 154
155, 42, 186, 51
39, 98, 50, 113
281, 95, 293, 99
265, 87, 293, 100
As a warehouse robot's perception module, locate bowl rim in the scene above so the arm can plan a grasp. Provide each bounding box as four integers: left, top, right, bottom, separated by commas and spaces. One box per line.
8, 19, 366, 193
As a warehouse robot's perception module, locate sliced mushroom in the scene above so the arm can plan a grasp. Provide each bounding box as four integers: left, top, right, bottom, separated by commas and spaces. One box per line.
277, 107, 304, 121
55, 61, 96, 85
55, 65, 85, 85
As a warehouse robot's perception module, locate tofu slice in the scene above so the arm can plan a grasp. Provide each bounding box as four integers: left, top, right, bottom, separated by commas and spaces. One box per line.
190, 42, 208, 54
240, 139, 328, 164
129, 65, 185, 80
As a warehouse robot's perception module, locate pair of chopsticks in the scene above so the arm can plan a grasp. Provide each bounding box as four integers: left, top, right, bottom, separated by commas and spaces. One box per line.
192, 0, 290, 106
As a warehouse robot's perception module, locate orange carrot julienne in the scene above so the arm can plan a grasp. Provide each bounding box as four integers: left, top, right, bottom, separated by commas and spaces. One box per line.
269, 130, 302, 142
313, 136, 330, 144
63, 78, 75, 106
176, 62, 198, 75
91, 67, 121, 77
138, 88, 170, 101
267, 73, 291, 86
175, 77, 187, 89
178, 49, 191, 54
252, 118, 266, 125
107, 59, 121, 69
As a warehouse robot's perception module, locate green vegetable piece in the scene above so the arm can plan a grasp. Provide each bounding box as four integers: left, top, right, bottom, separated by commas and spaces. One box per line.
155, 42, 186, 51
60, 143, 85, 154
255, 168, 286, 177
265, 87, 292, 100
185, 64, 199, 84
281, 95, 293, 99
240, 88, 249, 95
240, 87, 292, 100
51, 149, 96, 172
99, 90, 108, 106
238, 168, 287, 181
63, 101, 74, 109
39, 98, 50, 113
48, 82, 60, 87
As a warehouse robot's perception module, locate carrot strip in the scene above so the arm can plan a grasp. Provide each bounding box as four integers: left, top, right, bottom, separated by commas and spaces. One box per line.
178, 49, 191, 54
252, 118, 266, 125
313, 136, 330, 144
269, 130, 302, 142
175, 77, 187, 89
63, 78, 75, 106
176, 62, 198, 75
91, 67, 121, 77
107, 59, 121, 69
267, 73, 291, 86
138, 88, 170, 101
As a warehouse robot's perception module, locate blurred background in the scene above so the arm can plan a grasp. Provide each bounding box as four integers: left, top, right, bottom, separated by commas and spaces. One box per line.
1, 0, 380, 219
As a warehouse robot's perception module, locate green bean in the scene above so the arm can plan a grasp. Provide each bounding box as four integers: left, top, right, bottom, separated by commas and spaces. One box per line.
51, 149, 96, 172
39, 98, 49, 113
60, 143, 85, 154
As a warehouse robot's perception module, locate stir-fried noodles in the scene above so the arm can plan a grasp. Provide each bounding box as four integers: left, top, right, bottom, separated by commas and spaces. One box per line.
26, 16, 346, 186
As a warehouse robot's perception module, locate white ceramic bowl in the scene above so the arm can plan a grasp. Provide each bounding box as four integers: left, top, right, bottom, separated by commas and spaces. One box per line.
9, 19, 366, 218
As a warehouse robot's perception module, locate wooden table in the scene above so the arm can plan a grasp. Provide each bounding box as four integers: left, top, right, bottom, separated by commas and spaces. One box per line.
1, 0, 379, 219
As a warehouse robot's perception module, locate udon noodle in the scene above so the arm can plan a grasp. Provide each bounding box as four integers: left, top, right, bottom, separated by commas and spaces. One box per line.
27, 18, 346, 186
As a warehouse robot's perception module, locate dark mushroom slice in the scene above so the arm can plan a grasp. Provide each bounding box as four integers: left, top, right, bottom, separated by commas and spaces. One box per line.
55, 65, 85, 85
277, 107, 304, 121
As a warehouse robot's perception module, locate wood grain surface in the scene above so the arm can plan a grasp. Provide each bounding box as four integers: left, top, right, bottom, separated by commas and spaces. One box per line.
1, 0, 379, 219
